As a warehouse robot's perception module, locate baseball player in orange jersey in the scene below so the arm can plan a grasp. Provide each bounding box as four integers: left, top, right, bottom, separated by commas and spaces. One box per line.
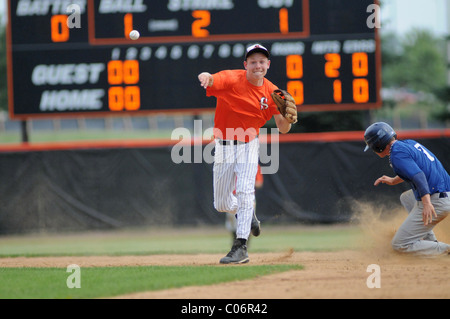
198, 44, 295, 264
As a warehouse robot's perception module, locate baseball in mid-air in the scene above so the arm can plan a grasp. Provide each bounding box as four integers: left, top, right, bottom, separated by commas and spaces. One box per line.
129, 30, 140, 40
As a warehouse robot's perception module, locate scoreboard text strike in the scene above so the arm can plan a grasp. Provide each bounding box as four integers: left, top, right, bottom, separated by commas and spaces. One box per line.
7, 0, 381, 118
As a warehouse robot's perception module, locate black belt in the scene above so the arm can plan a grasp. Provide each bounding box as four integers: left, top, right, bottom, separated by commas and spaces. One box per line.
220, 140, 248, 145
439, 192, 448, 198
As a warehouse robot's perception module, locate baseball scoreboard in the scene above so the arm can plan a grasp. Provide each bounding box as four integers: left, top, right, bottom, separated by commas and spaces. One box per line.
7, 0, 381, 118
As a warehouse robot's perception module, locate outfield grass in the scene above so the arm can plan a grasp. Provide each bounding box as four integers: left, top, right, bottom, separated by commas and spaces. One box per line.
0, 130, 174, 144
0, 225, 363, 257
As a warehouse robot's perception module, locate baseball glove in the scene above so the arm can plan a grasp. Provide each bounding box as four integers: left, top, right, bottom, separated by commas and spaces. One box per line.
271, 89, 298, 124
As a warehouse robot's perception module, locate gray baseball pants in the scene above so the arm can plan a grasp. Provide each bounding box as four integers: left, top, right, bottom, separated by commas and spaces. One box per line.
392, 189, 450, 256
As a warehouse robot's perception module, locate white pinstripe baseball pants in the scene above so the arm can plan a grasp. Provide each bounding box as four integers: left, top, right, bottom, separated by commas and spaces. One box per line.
213, 137, 259, 240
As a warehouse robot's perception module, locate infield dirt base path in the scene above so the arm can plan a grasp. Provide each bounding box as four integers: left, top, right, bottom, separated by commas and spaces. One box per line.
2, 249, 449, 299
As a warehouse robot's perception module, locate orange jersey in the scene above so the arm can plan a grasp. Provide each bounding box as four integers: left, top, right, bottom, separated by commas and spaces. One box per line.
207, 70, 280, 142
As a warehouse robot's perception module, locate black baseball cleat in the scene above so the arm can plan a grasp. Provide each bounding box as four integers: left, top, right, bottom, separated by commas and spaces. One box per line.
251, 211, 261, 237
220, 239, 249, 264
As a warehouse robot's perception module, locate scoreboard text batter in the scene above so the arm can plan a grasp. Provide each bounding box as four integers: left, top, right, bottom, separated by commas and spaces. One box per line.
7, 0, 381, 118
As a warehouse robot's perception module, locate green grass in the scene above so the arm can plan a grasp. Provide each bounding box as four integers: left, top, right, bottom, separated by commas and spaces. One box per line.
0, 129, 174, 144
0, 264, 303, 299
0, 225, 363, 257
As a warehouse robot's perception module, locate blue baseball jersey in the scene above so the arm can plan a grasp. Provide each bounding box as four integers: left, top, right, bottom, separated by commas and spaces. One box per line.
390, 140, 450, 200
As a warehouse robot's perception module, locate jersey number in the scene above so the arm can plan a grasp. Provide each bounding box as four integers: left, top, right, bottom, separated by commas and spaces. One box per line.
414, 143, 435, 161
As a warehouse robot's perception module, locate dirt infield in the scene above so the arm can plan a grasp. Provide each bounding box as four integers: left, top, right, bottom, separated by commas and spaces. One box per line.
1, 249, 449, 299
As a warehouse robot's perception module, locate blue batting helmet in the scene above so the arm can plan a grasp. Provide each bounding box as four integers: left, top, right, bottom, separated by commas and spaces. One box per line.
364, 122, 397, 153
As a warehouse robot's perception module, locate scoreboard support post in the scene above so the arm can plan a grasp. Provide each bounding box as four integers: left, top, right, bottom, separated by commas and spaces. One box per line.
20, 120, 29, 143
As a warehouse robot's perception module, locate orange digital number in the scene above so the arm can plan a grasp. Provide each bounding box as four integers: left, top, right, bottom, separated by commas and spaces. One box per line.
353, 78, 369, 103
107, 61, 123, 85
51, 15, 69, 42
123, 60, 140, 84
192, 10, 210, 37
287, 80, 304, 105
352, 52, 368, 77
107, 60, 140, 85
333, 80, 342, 103
108, 86, 141, 111
107, 60, 141, 111
279, 8, 289, 34
108, 87, 124, 111
124, 86, 141, 111
286, 55, 303, 79
124, 13, 134, 39
324, 53, 341, 78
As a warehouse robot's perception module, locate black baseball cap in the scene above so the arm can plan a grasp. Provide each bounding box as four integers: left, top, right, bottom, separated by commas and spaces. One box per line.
245, 44, 270, 60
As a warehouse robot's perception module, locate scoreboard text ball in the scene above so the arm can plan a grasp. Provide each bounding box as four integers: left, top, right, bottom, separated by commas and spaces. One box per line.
7, 0, 381, 118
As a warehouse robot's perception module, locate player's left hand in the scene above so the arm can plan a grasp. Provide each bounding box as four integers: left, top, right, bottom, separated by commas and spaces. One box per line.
422, 202, 437, 226
271, 89, 298, 124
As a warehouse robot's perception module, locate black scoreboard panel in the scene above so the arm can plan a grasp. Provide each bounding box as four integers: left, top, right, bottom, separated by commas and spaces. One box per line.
7, 0, 381, 118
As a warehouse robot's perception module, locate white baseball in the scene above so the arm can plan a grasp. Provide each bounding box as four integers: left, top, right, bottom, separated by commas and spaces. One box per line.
129, 30, 140, 40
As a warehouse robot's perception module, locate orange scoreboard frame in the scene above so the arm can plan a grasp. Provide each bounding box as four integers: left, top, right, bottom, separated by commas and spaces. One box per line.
7, 0, 381, 119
